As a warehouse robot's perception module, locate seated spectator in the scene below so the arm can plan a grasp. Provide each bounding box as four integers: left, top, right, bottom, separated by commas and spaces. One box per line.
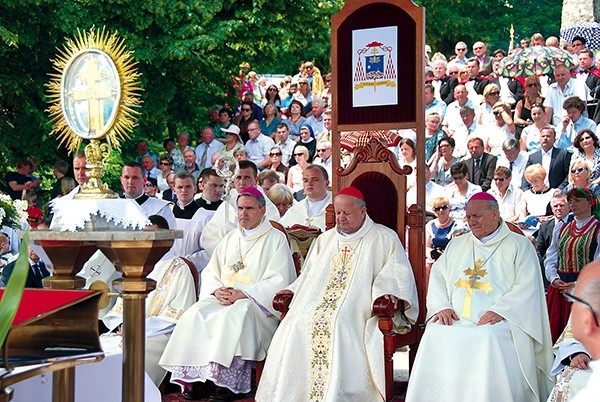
487, 166, 526, 223
266, 146, 289, 183
425, 112, 447, 163
523, 164, 555, 218
429, 137, 460, 187
261, 84, 282, 108
496, 138, 528, 188
445, 161, 481, 221
234, 148, 249, 162
485, 102, 516, 157
571, 129, 600, 183
245, 121, 275, 169
216, 108, 233, 139
520, 103, 547, 153
475, 83, 501, 129
466, 136, 498, 192
50, 159, 70, 199
144, 177, 159, 198
282, 100, 307, 141
157, 155, 174, 193
287, 145, 310, 194
562, 159, 600, 196
451, 105, 480, 159
313, 141, 332, 181
557, 96, 597, 150
214, 125, 245, 162
514, 75, 544, 132
6, 159, 38, 200
426, 195, 465, 268
267, 184, 294, 218
293, 77, 313, 106
290, 125, 317, 166
258, 169, 279, 193
0, 232, 16, 269
259, 102, 281, 137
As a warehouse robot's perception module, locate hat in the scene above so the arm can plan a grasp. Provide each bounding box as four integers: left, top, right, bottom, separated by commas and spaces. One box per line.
222, 125, 242, 142
469, 192, 497, 202
339, 186, 364, 200
238, 186, 265, 201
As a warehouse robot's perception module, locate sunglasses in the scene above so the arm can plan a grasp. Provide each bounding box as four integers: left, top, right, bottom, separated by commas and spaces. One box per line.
159, 162, 171, 166
456, 48, 467, 51
474, 46, 483, 50
580, 136, 593, 142
452, 175, 465, 181
489, 91, 500, 96
294, 153, 305, 157
268, 88, 277, 91
563, 290, 600, 327
317, 149, 328, 153
242, 108, 252, 112
494, 111, 504, 116
571, 167, 588, 174
493, 177, 507, 182
269, 153, 282, 157
448, 71, 459, 75
433, 205, 449, 212
144, 183, 155, 187
299, 82, 308, 85
526, 83, 539, 88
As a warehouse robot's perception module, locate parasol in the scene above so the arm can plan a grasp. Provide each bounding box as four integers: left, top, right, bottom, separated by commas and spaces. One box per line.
561, 21, 600, 50
496, 45, 576, 78
339, 130, 401, 151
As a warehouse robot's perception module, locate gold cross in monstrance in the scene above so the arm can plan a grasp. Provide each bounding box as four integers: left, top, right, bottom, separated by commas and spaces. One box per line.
454, 258, 493, 318
69, 56, 115, 135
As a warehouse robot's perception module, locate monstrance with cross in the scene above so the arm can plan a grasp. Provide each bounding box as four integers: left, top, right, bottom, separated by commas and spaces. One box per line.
47, 27, 142, 198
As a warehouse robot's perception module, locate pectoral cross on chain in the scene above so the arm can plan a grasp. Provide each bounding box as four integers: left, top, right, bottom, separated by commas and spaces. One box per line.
454, 258, 493, 318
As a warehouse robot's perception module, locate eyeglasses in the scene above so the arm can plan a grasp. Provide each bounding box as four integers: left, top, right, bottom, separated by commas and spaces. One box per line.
571, 166, 588, 174
456, 48, 467, 51
526, 83, 539, 88
563, 290, 600, 327
242, 108, 252, 112
317, 149, 328, 153
159, 162, 171, 166
269, 153, 282, 157
452, 175, 465, 181
294, 153, 304, 157
493, 177, 507, 182
489, 92, 500, 96
433, 205, 449, 212
580, 136, 593, 142
494, 111, 504, 116
448, 71, 459, 75
474, 46, 483, 50
268, 88, 277, 91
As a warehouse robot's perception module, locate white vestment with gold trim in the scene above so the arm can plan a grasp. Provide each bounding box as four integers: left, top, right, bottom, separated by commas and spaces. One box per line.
279, 193, 331, 231
102, 257, 197, 385
255, 216, 418, 402
159, 218, 296, 383
406, 222, 554, 402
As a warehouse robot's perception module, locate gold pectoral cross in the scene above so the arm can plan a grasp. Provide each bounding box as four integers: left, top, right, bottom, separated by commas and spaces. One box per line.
454, 258, 493, 318
222, 271, 253, 287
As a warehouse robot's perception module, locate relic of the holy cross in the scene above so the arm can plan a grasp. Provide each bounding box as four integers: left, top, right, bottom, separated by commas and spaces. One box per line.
454, 258, 493, 318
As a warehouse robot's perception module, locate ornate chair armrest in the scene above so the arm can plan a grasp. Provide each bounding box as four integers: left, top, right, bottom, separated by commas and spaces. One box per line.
273, 293, 294, 315
373, 295, 400, 319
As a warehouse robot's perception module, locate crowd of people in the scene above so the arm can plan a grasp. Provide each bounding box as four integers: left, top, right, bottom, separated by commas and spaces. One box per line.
1, 33, 600, 401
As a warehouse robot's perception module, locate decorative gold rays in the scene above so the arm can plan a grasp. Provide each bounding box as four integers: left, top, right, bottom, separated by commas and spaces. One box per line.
46, 26, 142, 154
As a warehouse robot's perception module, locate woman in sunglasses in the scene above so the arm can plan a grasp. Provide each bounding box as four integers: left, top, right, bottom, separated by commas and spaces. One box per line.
562, 159, 600, 196
286, 145, 309, 194
514, 75, 544, 127
157, 155, 174, 193
475, 83, 502, 128
545, 187, 600, 342
520, 103, 547, 153
266, 146, 288, 183
572, 129, 600, 183
485, 102, 515, 157
425, 195, 464, 270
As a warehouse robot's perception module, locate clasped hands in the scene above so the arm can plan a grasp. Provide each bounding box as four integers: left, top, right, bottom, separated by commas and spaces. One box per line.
213, 287, 246, 305
432, 308, 504, 326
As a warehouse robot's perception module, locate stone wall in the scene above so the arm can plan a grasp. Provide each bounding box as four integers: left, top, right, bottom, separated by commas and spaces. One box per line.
561, 0, 600, 29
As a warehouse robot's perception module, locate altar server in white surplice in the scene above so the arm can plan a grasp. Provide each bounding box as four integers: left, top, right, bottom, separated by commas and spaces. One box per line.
121, 162, 176, 229
279, 164, 331, 231
406, 191, 553, 402
159, 170, 224, 276
160, 187, 296, 401
255, 187, 418, 402
103, 256, 197, 386
200, 160, 280, 257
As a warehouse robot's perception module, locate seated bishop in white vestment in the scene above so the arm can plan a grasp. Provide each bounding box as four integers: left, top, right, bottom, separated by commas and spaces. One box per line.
406, 192, 553, 402
160, 188, 296, 398
256, 187, 418, 402
102, 257, 198, 386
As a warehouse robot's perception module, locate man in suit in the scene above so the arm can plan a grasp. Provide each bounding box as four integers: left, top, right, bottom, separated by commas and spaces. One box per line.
428, 59, 458, 105
0, 247, 50, 288
465, 137, 497, 191
472, 41, 493, 76
522, 126, 572, 191
573, 49, 600, 123
535, 192, 571, 290
161, 172, 177, 202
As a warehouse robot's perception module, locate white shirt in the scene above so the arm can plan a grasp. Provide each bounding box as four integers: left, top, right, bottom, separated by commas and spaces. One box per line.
442, 99, 475, 134
245, 134, 275, 166
541, 148, 553, 187
195, 140, 222, 169
276, 137, 296, 167
543, 79, 588, 125
497, 152, 528, 189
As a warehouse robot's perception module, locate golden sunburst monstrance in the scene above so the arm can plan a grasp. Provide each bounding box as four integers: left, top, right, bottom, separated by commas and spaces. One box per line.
46, 26, 142, 198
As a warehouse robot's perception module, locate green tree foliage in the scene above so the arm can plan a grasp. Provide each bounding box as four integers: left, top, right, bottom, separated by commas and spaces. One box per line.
415, 0, 562, 55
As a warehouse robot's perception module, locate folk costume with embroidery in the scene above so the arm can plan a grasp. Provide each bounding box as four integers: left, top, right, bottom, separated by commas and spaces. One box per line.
255, 215, 418, 402
160, 217, 296, 394
406, 221, 553, 402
